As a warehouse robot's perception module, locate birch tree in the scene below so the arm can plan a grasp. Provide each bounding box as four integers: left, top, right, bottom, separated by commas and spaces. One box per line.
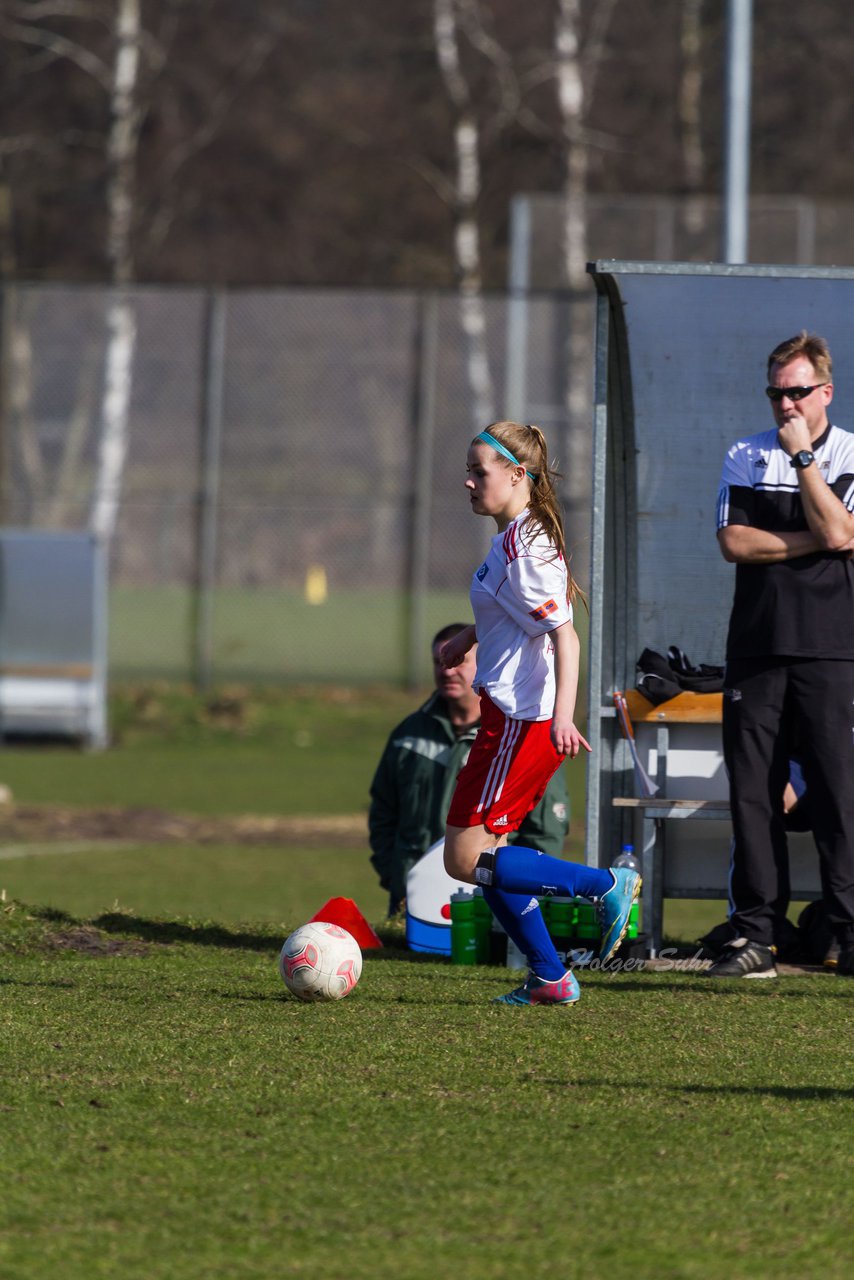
1, 2, 282, 533
90, 0, 141, 543
679, 0, 706, 236
433, 0, 495, 428
554, 0, 618, 552
0, 1, 119, 528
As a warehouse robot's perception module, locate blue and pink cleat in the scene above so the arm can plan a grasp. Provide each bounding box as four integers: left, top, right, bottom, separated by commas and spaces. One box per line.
597, 867, 642, 962
493, 969, 581, 1006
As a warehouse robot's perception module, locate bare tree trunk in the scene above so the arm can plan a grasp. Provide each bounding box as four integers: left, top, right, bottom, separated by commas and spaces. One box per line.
46, 339, 100, 528
91, 0, 140, 543
433, 0, 495, 428
680, 0, 706, 235
554, 0, 618, 570
555, 0, 591, 560
0, 178, 13, 525
5, 293, 41, 523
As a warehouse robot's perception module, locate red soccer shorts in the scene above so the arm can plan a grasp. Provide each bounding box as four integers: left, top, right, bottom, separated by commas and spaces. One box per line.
446, 691, 562, 835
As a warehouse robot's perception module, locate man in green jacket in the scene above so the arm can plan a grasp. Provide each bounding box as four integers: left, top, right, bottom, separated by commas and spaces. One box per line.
369, 623, 571, 916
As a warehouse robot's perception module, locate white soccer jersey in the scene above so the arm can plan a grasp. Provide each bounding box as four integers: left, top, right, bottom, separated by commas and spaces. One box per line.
470, 510, 572, 720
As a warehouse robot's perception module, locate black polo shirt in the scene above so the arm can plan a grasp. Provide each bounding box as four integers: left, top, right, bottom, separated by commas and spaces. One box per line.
716, 423, 854, 659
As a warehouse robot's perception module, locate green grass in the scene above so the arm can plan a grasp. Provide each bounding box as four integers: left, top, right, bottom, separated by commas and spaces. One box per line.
0, 683, 418, 815
0, 838, 813, 953
0, 844, 388, 929
0, 681, 791, 943
109, 585, 473, 683
1, 902, 852, 1280
1, 685, 850, 1278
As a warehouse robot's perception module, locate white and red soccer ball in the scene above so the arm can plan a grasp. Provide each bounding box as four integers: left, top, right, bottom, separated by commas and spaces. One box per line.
278, 921, 362, 1002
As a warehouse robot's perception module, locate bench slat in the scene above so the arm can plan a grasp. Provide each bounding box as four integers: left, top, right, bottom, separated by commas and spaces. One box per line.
0, 664, 94, 680
622, 688, 723, 723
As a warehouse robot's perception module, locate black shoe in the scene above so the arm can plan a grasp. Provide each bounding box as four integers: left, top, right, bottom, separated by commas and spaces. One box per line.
703, 937, 777, 979
697, 920, 737, 959
823, 938, 841, 969
836, 946, 854, 976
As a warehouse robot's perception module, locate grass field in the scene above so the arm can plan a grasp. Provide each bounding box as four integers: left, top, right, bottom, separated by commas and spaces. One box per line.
2, 902, 852, 1280
109, 585, 473, 683
1, 685, 852, 1279
0, 681, 813, 941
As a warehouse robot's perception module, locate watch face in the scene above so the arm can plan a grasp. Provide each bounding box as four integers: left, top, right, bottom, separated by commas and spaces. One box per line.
794, 450, 814, 468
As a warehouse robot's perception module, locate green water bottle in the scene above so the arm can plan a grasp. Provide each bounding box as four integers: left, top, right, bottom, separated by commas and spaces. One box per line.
576, 900, 599, 941
450, 890, 477, 965
472, 887, 492, 963
548, 897, 575, 963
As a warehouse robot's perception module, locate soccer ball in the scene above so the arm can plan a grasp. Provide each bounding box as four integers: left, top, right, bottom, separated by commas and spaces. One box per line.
278, 921, 362, 1002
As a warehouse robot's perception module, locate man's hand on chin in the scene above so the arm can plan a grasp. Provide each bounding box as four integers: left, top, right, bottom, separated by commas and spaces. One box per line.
777, 412, 811, 457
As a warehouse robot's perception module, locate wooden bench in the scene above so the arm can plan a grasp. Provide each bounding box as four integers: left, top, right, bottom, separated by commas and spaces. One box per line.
612, 689, 729, 956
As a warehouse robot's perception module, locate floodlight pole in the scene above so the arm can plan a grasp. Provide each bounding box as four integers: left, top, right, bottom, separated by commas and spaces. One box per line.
722, 0, 753, 263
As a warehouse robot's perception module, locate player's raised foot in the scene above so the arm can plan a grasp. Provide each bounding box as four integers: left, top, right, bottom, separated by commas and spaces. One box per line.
597, 868, 642, 962
702, 937, 777, 979
492, 970, 580, 1006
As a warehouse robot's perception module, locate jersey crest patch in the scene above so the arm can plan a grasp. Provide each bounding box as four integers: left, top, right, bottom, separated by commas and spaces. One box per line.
529, 598, 558, 622
476, 562, 489, 581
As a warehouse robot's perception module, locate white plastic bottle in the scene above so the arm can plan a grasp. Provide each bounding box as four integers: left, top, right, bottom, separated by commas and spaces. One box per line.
612, 842, 641, 875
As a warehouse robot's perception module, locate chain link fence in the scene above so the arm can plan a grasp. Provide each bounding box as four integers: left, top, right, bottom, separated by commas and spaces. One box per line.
5, 196, 848, 686
0, 284, 583, 686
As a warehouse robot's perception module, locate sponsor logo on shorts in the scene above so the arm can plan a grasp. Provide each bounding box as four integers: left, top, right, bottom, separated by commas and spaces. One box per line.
530, 598, 558, 622
492, 814, 509, 826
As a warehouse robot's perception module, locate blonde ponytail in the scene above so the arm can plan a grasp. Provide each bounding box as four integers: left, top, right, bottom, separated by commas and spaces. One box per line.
473, 421, 586, 608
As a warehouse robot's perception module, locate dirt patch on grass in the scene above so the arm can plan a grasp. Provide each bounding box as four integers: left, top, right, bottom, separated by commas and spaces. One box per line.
0, 805, 366, 848
44, 925, 151, 957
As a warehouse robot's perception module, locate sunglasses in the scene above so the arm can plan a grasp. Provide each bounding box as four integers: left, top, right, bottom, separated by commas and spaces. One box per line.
765, 383, 827, 403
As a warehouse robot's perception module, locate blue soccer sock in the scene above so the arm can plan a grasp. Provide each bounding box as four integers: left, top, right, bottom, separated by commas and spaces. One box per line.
481, 844, 614, 901
482, 885, 565, 982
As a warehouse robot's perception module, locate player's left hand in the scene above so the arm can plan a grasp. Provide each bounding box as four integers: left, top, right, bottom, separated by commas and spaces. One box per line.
551, 720, 591, 759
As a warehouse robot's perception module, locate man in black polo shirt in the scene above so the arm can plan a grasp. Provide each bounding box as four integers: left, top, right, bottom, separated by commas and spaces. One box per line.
710, 331, 854, 978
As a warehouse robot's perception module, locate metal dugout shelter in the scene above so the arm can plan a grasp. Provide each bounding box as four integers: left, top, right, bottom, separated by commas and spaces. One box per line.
0, 530, 107, 748
585, 261, 854, 950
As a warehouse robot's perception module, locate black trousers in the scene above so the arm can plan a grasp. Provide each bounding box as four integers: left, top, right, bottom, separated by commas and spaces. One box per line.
722, 657, 854, 948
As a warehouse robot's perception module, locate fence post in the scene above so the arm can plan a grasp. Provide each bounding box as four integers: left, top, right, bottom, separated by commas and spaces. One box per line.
505, 194, 530, 421
406, 292, 439, 690
191, 289, 227, 692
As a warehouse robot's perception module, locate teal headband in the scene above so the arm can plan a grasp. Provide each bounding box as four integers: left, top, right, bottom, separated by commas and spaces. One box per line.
475, 431, 538, 481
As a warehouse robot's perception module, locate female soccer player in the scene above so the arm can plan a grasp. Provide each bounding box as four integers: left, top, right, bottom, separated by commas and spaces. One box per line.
441, 422, 640, 1005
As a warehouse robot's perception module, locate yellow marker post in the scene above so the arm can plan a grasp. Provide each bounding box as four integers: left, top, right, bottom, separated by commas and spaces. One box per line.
304, 564, 328, 605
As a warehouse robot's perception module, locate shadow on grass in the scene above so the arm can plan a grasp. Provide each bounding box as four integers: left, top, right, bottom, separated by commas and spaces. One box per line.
28, 906, 438, 961
91, 911, 286, 952
569, 1077, 854, 1101
585, 977, 850, 998
52, 908, 410, 959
